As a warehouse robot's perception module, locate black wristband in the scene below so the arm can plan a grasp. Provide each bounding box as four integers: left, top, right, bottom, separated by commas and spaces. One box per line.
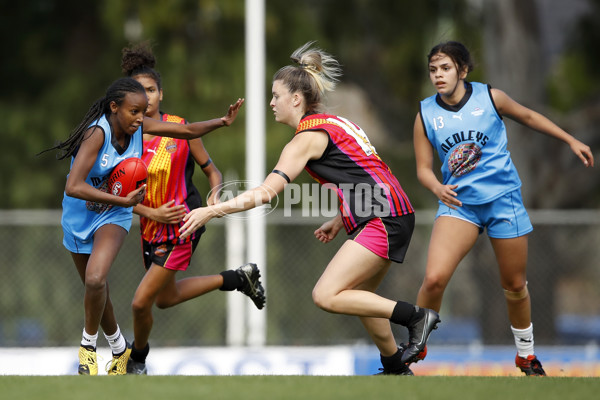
272, 169, 291, 183
200, 158, 213, 169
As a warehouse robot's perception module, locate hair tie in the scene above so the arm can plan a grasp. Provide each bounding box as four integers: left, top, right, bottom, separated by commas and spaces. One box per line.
299, 63, 318, 73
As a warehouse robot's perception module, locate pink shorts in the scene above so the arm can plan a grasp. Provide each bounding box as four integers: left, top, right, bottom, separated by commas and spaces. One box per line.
141, 236, 200, 271
351, 214, 414, 263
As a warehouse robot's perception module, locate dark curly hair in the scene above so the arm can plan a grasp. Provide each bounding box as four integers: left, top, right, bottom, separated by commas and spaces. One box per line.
121, 41, 162, 90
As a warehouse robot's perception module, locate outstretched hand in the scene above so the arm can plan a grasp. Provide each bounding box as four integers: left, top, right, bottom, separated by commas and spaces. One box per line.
221, 98, 245, 126
570, 138, 594, 168
179, 207, 215, 240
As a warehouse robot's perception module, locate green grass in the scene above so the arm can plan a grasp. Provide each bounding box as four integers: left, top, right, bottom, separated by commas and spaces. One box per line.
1, 376, 599, 400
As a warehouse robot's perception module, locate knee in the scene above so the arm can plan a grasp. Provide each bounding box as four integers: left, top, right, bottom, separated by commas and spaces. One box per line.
421, 274, 448, 296
312, 287, 335, 313
154, 298, 173, 309
131, 296, 153, 316
84, 274, 106, 293
501, 276, 527, 292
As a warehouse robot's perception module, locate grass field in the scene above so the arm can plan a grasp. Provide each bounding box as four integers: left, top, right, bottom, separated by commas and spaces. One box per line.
1, 375, 599, 400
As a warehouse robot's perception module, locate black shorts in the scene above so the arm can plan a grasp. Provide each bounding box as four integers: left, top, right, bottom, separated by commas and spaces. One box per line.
142, 234, 201, 271
351, 213, 415, 263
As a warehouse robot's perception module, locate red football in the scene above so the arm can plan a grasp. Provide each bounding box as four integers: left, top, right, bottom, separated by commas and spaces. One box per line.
108, 157, 148, 197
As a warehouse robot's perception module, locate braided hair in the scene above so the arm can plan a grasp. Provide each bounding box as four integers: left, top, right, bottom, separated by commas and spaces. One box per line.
40, 77, 145, 160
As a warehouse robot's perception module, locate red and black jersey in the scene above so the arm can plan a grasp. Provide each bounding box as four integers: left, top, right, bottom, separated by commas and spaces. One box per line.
296, 113, 414, 234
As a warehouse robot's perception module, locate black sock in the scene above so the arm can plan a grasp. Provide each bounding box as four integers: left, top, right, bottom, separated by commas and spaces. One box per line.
219, 269, 243, 291
390, 301, 423, 326
380, 348, 403, 371
408, 305, 425, 326
130, 341, 150, 363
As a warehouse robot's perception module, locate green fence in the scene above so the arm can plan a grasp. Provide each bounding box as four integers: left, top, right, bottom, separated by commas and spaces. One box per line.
1, 210, 599, 347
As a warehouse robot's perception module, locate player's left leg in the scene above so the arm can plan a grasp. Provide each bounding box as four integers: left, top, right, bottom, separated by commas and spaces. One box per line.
491, 235, 546, 376
127, 263, 175, 374
312, 240, 433, 372
355, 268, 413, 375
153, 264, 265, 310
312, 240, 397, 318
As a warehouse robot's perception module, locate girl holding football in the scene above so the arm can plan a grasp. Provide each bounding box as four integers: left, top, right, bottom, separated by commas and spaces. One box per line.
42, 76, 243, 375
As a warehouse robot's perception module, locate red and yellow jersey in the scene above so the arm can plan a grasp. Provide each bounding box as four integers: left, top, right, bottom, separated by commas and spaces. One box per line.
139, 113, 203, 244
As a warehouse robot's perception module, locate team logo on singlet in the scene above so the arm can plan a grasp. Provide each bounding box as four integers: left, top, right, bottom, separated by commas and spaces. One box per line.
471, 107, 485, 117
85, 177, 113, 213
448, 142, 482, 177
165, 139, 177, 154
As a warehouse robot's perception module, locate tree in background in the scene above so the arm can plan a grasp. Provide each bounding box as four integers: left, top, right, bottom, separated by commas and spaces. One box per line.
1, 0, 598, 209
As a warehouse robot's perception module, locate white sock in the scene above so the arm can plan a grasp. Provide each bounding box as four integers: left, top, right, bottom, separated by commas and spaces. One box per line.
81, 329, 98, 349
104, 325, 127, 355
511, 323, 534, 358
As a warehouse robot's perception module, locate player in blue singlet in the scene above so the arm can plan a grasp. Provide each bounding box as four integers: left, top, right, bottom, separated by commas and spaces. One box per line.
41, 77, 243, 376
413, 41, 594, 376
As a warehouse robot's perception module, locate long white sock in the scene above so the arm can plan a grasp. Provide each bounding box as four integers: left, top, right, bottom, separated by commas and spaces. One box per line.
511, 323, 534, 357
81, 329, 98, 349
104, 325, 127, 355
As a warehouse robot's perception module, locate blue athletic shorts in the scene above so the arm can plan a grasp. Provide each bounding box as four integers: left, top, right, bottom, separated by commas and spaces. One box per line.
63, 229, 94, 253
62, 220, 131, 254
435, 189, 533, 238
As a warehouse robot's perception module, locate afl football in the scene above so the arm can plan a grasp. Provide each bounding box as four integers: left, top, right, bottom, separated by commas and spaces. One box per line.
108, 158, 147, 197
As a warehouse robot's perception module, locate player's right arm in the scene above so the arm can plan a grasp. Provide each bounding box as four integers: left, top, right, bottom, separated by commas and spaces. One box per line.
179, 130, 328, 239
413, 112, 461, 209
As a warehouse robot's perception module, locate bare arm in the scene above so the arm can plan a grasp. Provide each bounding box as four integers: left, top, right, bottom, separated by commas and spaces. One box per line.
413, 113, 462, 209
133, 201, 186, 224
492, 88, 594, 167
189, 137, 223, 205
143, 98, 244, 139
179, 130, 329, 238
65, 127, 145, 207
